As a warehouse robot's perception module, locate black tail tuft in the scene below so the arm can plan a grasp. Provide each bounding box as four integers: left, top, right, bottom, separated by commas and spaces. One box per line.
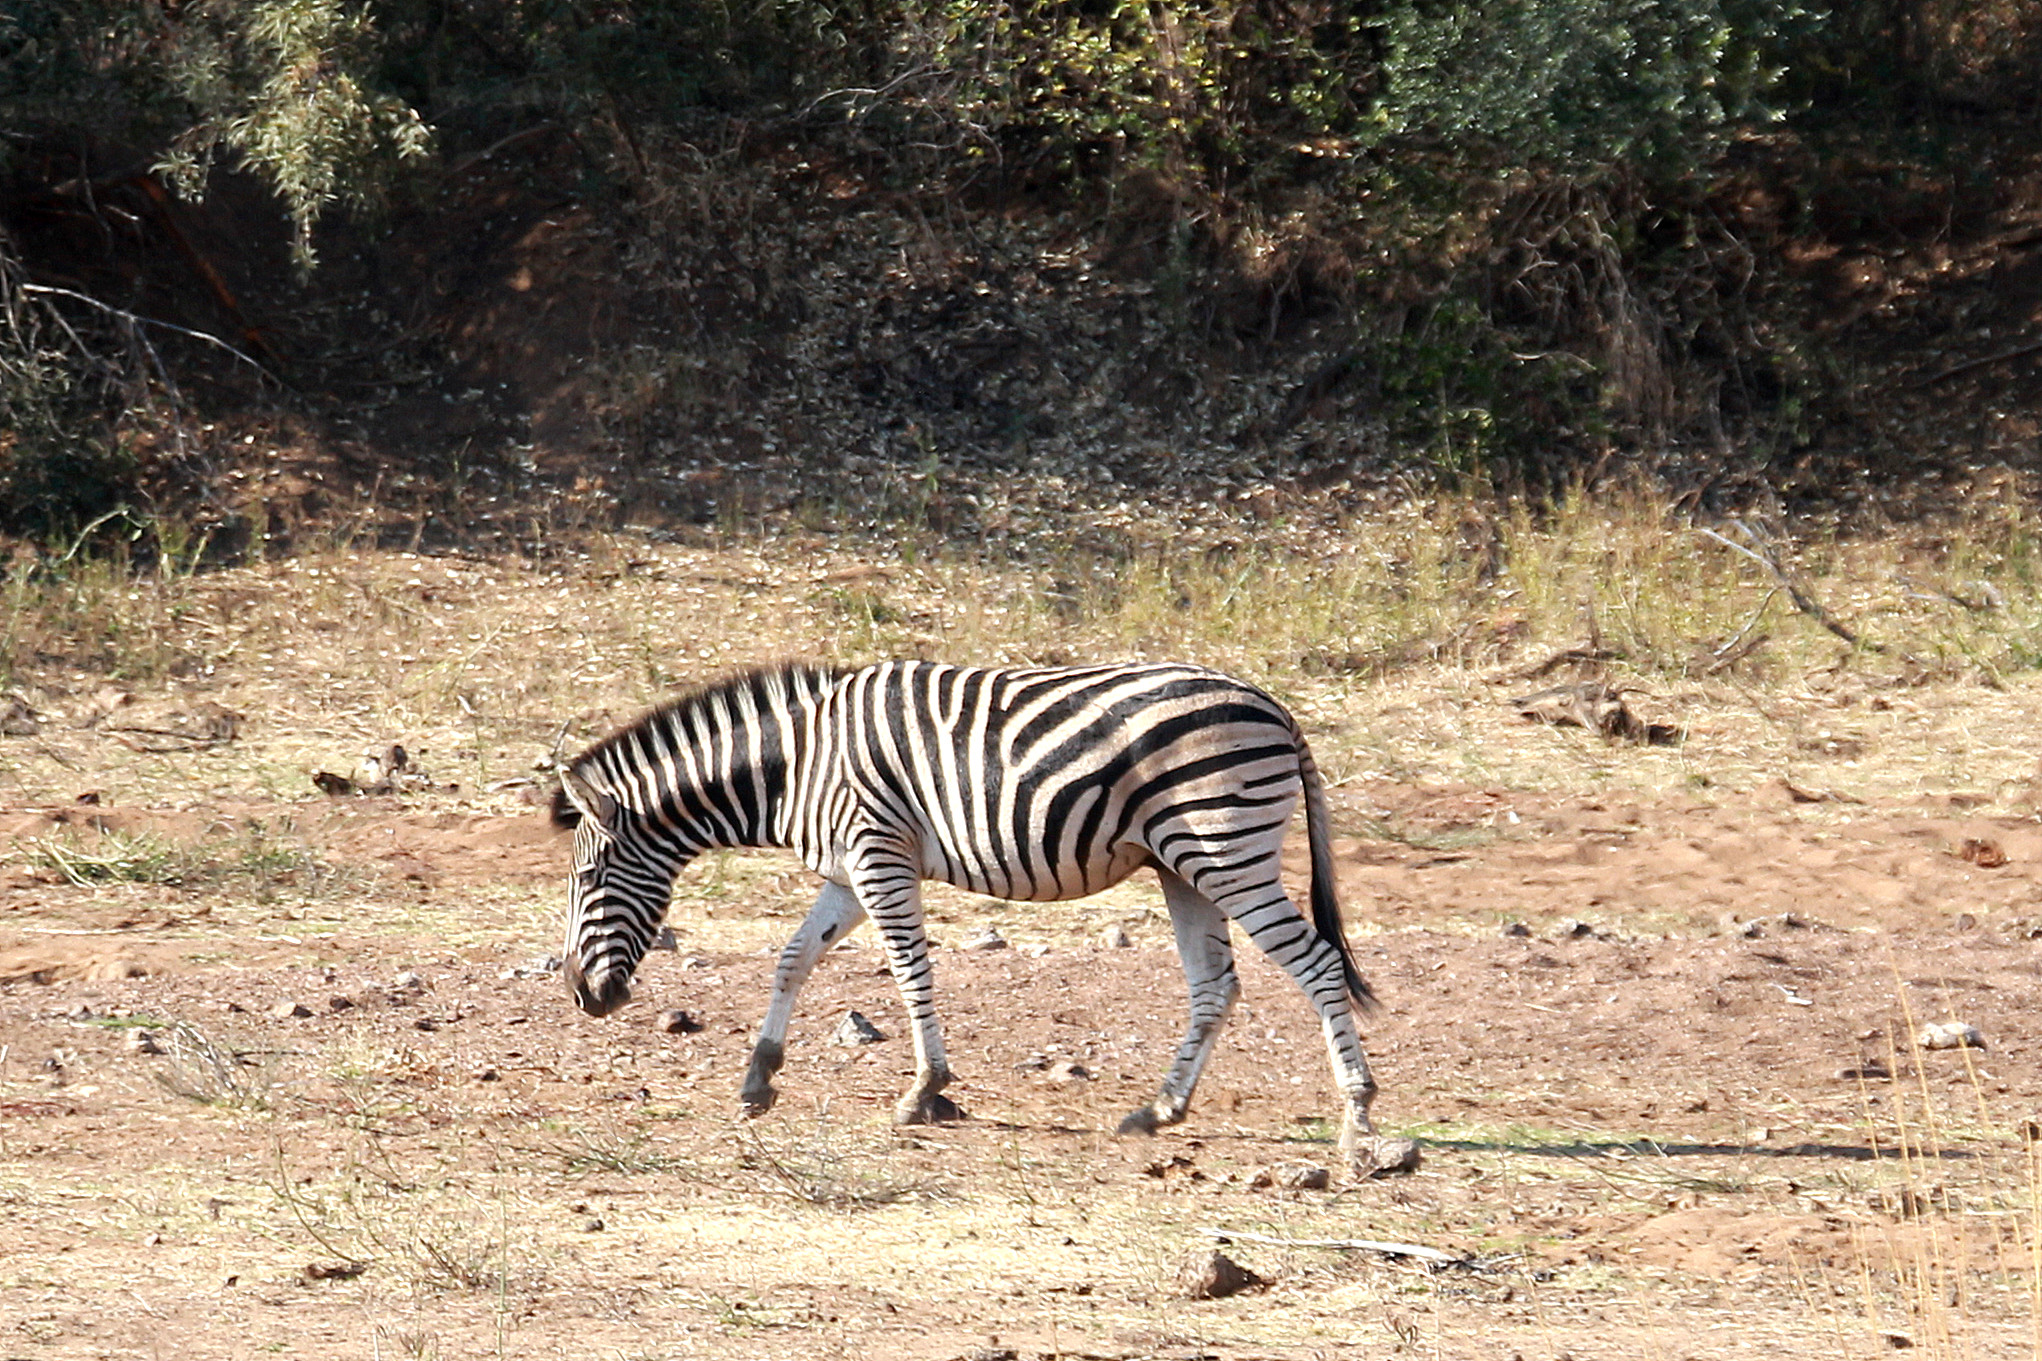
1310, 847, 1377, 1013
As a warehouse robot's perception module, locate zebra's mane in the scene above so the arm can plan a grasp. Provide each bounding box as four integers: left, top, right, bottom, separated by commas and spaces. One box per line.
550, 660, 847, 829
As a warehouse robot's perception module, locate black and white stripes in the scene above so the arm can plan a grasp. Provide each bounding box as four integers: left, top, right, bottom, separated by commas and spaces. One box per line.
553, 660, 1385, 1168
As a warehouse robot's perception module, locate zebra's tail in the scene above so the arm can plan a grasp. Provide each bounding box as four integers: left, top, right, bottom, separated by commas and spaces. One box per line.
1299, 734, 1377, 1014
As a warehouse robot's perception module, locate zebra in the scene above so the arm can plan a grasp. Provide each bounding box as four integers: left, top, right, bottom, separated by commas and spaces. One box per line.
552, 659, 1393, 1173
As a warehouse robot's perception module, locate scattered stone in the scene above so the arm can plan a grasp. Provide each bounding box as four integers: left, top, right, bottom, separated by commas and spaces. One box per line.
1174, 1249, 1265, 1300
125, 1029, 163, 1056
1100, 923, 1132, 949
1510, 680, 1680, 746
649, 927, 679, 952
584, 1218, 605, 1233
1017, 941, 1051, 958
1916, 1021, 1984, 1051
392, 971, 425, 991
1955, 912, 1978, 932
1045, 1059, 1092, 1084
656, 1008, 703, 1034
501, 955, 562, 980
475, 1067, 499, 1082
962, 927, 1008, 951
269, 1000, 312, 1020
1835, 1061, 1892, 1080
1958, 837, 2008, 868
1738, 919, 1767, 939
1, 694, 42, 737
302, 1261, 368, 1283
1500, 922, 1531, 938
1365, 1137, 1425, 1177
831, 1010, 886, 1046
327, 996, 354, 1013
1250, 1161, 1330, 1191
1554, 918, 1597, 940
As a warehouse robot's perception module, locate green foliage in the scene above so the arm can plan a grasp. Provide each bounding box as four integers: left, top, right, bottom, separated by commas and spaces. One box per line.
156, 0, 432, 271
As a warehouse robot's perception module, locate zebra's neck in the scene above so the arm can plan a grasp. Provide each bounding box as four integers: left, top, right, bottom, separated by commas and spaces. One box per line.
585, 663, 840, 854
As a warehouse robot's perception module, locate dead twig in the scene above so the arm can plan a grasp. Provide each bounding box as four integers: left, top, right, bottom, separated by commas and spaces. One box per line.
1695, 521, 1877, 651
1199, 1227, 1472, 1268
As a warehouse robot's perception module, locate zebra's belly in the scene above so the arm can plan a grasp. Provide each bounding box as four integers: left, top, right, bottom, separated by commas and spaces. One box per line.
925, 840, 1153, 903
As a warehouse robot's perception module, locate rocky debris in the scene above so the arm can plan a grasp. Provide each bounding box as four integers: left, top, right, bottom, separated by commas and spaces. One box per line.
1917, 1021, 1984, 1051
1553, 918, 1605, 940
501, 955, 562, 980
327, 996, 355, 1013
831, 1010, 886, 1046
1100, 923, 1132, 949
655, 1008, 703, 1034
302, 1261, 368, 1283
268, 1000, 312, 1020
649, 926, 679, 951
1, 694, 42, 737
961, 927, 1008, 951
1511, 681, 1680, 746
1835, 1061, 1892, 1080
125, 1029, 163, 1056
1250, 1161, 1330, 1192
1045, 1059, 1091, 1084
1958, 837, 2008, 868
1500, 921, 1532, 937
312, 743, 454, 796
103, 701, 241, 752
1174, 1249, 1265, 1300
1364, 1137, 1425, 1177
392, 970, 426, 991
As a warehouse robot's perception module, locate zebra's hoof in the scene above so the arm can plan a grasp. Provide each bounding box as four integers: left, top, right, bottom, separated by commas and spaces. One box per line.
1117, 1106, 1162, 1136
894, 1092, 967, 1125
738, 1087, 778, 1119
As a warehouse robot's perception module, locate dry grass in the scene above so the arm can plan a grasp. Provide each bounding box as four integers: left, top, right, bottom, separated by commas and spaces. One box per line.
6, 483, 2042, 1358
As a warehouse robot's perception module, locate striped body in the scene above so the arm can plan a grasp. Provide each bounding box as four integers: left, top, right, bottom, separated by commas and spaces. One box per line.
554, 660, 1384, 1168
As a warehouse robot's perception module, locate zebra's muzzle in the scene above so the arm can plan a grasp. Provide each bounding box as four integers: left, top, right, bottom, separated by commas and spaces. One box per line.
564, 951, 633, 1017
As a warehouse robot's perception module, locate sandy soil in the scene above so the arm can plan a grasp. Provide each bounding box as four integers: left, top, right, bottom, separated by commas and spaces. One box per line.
4, 774, 2040, 1360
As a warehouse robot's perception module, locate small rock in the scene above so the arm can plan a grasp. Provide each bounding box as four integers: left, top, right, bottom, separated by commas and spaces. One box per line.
269, 1000, 312, 1020
1017, 941, 1051, 958
583, 1218, 605, 1233
1738, 919, 1766, 939
1917, 1021, 1985, 1051
475, 1067, 499, 1082
1100, 924, 1132, 949
649, 927, 679, 952
1174, 1249, 1265, 1300
1250, 1160, 1330, 1191
1835, 1062, 1892, 1080
1554, 918, 1597, 940
500, 955, 562, 980
1365, 1136, 1424, 1177
831, 1010, 886, 1046
302, 1261, 368, 1282
962, 927, 1008, 951
1955, 912, 1977, 932
392, 971, 425, 990
1500, 922, 1531, 938
1045, 1059, 1092, 1084
126, 1029, 163, 1056
656, 1008, 703, 1034
327, 996, 354, 1013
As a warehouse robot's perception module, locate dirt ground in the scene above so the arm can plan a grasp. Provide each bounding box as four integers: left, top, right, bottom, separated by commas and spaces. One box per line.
5, 759, 2042, 1360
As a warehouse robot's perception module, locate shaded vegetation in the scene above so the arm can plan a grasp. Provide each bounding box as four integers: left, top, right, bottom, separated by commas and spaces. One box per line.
4, 1, 2042, 547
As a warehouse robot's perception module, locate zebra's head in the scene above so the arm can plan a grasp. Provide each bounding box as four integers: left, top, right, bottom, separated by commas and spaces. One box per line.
553, 767, 673, 1017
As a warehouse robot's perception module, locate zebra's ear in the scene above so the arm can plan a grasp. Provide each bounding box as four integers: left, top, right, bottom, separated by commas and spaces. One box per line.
555, 768, 620, 834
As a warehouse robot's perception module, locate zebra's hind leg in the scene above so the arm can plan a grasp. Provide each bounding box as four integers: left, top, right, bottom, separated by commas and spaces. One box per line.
1202, 875, 1386, 1178
740, 880, 866, 1119
1118, 870, 1239, 1136
852, 856, 965, 1126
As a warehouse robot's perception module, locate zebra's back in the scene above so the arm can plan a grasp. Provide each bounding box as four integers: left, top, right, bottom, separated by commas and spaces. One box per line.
806, 661, 1308, 902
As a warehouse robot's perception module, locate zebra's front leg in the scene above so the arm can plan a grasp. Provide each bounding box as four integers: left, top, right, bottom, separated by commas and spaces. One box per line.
854, 859, 964, 1125
739, 880, 866, 1119
1119, 871, 1239, 1136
